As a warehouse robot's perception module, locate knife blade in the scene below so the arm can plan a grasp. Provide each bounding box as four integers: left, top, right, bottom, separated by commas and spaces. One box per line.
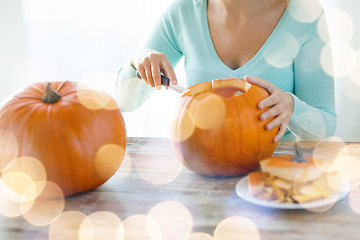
136, 71, 186, 94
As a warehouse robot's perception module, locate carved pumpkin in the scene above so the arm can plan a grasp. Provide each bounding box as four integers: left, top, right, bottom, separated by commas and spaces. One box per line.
171, 78, 278, 176
0, 81, 126, 197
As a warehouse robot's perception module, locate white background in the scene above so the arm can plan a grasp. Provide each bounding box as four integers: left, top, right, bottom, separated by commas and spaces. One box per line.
1, 0, 359, 141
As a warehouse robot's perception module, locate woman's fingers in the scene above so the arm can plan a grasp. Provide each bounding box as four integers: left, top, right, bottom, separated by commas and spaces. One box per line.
265, 112, 286, 130
258, 95, 278, 110
133, 49, 176, 89
246, 75, 279, 110
161, 58, 177, 85
274, 122, 288, 142
137, 67, 148, 85
151, 58, 162, 90
260, 103, 282, 121
245, 75, 295, 141
144, 62, 155, 88
244, 75, 275, 94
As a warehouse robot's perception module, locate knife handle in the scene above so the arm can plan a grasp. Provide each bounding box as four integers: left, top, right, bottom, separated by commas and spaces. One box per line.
136, 71, 170, 88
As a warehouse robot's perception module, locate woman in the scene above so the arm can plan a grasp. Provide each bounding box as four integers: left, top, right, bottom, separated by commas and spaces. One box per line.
111, 0, 336, 142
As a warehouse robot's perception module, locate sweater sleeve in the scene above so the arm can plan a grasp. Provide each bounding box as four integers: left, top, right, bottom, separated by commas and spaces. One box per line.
110, 1, 184, 112
287, 23, 337, 140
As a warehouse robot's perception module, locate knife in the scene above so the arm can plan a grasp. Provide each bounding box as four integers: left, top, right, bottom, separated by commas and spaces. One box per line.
136, 71, 186, 94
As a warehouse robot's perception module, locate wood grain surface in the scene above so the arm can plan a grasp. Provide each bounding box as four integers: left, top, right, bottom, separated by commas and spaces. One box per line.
1, 138, 360, 240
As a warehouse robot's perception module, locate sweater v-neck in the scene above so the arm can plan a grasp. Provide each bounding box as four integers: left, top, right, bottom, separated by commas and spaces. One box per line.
200, 0, 294, 75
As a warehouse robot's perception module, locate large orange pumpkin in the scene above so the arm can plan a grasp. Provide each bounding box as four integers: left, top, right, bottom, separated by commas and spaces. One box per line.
0, 81, 126, 197
170, 78, 278, 176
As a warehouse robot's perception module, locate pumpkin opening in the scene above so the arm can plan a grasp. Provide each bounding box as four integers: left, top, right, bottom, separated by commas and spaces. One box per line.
212, 78, 252, 98
182, 78, 252, 99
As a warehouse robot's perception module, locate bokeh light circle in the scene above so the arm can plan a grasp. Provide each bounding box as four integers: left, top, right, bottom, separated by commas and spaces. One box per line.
312, 137, 346, 173
77, 83, 119, 111
189, 93, 226, 130
22, 181, 65, 226
303, 201, 336, 213
49, 211, 87, 240
349, 182, 360, 214
325, 172, 350, 193
79, 211, 124, 240
320, 41, 356, 78
2, 157, 47, 200
213, 216, 260, 240
122, 214, 162, 240
289, 0, 323, 23
0, 172, 36, 203
170, 108, 195, 142
264, 31, 299, 68
148, 201, 193, 240
116, 151, 132, 180
0, 180, 34, 217
298, 172, 347, 213
318, 9, 354, 43
135, 143, 183, 185
335, 144, 360, 189
339, 51, 360, 101
317, 14, 331, 43
0, 128, 19, 172
349, 51, 360, 87
95, 144, 125, 180
184, 232, 213, 240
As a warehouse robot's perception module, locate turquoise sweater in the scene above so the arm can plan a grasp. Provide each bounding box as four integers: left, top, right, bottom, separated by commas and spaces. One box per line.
111, 0, 336, 141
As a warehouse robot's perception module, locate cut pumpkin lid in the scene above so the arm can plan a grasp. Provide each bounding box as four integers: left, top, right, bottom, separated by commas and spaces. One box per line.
183, 78, 252, 98
261, 156, 328, 168
212, 78, 252, 92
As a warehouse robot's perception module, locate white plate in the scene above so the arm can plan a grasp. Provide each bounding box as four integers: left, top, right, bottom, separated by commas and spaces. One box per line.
235, 176, 349, 209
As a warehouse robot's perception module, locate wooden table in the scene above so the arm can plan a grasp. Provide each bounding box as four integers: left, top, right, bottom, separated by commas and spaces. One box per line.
1, 137, 360, 240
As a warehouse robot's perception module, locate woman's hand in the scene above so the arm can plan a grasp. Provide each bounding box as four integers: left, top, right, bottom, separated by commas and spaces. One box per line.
131, 49, 177, 89
245, 75, 294, 142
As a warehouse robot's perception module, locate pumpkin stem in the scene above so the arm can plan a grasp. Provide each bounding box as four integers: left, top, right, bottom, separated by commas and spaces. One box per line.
42, 82, 61, 104
291, 142, 307, 163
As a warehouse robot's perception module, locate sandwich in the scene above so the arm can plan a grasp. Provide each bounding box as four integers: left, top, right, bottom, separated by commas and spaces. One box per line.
248, 155, 338, 203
